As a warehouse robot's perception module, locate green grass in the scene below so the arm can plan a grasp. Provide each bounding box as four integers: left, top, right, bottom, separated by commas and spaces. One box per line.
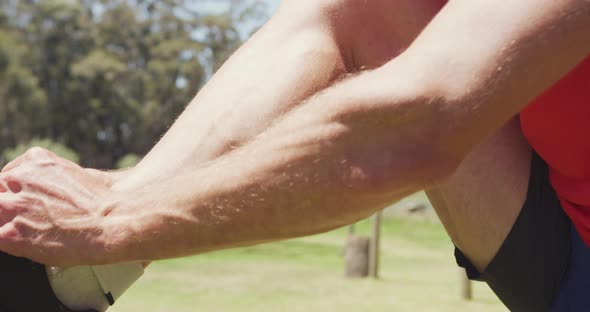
110, 217, 506, 312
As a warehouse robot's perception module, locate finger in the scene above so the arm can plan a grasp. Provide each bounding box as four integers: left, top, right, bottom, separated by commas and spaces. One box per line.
3, 147, 59, 173
0, 193, 26, 224
0, 222, 24, 257
0, 204, 18, 226
0, 219, 63, 266
0, 171, 23, 193
0, 216, 47, 262
1, 147, 54, 173
1, 154, 27, 173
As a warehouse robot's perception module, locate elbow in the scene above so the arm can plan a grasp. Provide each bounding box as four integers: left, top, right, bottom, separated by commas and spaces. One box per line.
378, 62, 480, 185
414, 97, 474, 186
326, 74, 464, 191
379, 66, 469, 186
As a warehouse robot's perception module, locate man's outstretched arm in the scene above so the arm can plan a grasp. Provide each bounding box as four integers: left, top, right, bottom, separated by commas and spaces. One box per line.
0, 0, 589, 265
96, 0, 590, 262
0, 0, 444, 265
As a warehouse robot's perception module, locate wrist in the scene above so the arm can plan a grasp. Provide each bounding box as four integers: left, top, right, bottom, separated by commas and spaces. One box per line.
107, 167, 135, 183
98, 181, 174, 263
93, 189, 143, 264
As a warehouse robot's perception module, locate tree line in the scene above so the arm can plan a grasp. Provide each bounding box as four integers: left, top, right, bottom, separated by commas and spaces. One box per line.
0, 0, 267, 168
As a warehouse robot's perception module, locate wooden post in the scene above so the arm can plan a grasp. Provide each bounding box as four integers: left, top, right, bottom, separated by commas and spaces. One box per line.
461, 269, 472, 300
368, 210, 382, 279
344, 235, 370, 278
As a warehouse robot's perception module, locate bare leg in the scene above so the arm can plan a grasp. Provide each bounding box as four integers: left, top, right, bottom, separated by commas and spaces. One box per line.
427, 118, 531, 272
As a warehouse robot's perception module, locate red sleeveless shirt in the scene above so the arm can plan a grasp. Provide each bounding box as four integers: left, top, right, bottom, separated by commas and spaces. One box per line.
520, 56, 590, 246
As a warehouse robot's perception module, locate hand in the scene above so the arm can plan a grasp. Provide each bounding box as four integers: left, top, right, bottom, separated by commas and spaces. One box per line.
0, 147, 124, 266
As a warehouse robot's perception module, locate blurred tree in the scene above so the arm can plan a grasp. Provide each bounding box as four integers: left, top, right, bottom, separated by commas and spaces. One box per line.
0, 29, 48, 155
0, 0, 268, 168
115, 153, 141, 169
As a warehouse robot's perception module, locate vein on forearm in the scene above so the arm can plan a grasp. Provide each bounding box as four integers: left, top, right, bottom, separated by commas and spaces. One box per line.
120, 16, 345, 189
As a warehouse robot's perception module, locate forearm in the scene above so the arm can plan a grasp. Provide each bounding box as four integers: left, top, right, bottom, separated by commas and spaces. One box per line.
120, 3, 345, 188
103, 65, 445, 262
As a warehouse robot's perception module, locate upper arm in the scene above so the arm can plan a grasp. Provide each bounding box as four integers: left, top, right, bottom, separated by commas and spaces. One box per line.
278, 0, 448, 71
379, 0, 590, 156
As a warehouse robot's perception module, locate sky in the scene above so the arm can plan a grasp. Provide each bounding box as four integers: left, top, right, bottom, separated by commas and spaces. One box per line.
198, 0, 281, 15
266, 0, 281, 13
193, 0, 282, 40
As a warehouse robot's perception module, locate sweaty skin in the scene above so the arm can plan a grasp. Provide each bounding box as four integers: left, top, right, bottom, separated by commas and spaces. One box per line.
0, 0, 588, 266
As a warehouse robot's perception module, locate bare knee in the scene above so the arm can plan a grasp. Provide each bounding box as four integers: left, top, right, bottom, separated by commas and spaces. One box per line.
427, 119, 531, 271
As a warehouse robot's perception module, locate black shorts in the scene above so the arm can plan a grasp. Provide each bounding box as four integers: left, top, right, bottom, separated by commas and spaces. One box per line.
0, 252, 97, 312
455, 152, 571, 312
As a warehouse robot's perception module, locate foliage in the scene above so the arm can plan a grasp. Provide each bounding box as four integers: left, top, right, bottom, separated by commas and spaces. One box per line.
0, 0, 268, 168
115, 153, 141, 169
2, 138, 80, 164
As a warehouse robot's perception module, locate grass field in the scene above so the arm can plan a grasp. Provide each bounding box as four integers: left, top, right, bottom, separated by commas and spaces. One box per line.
110, 216, 507, 312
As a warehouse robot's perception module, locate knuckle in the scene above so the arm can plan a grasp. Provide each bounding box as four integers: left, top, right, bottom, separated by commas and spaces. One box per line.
10, 216, 25, 228
1, 162, 13, 173
0, 201, 16, 213
1, 172, 24, 192
17, 195, 35, 208
26, 147, 54, 159
1, 172, 16, 181
25, 147, 44, 156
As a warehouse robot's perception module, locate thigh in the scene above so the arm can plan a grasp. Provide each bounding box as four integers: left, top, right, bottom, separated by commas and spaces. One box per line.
427, 118, 572, 311
426, 118, 531, 271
